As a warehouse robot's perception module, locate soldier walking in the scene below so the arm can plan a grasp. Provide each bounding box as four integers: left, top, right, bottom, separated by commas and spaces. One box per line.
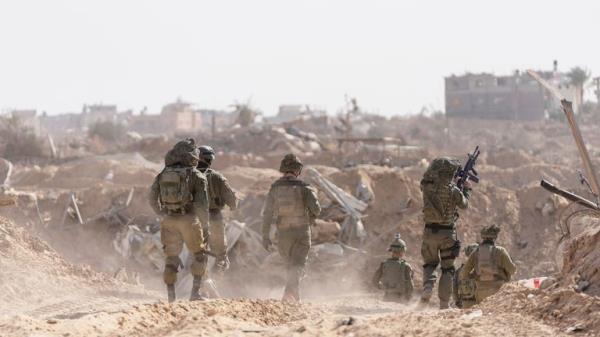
372, 234, 414, 303
197, 145, 238, 271
460, 224, 516, 304
262, 154, 321, 302
148, 138, 210, 302
420, 157, 471, 309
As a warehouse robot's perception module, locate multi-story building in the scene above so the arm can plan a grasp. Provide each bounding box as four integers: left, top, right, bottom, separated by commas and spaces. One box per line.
445, 65, 579, 120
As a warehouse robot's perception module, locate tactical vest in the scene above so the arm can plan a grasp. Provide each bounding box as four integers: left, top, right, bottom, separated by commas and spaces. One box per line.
158, 167, 193, 213
421, 180, 457, 224
380, 259, 409, 292
475, 244, 501, 282
274, 183, 309, 229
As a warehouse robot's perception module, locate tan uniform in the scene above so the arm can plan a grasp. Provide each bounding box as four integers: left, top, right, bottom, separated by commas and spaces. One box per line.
460, 242, 516, 303
454, 264, 477, 308
200, 167, 237, 259
372, 258, 414, 303
149, 166, 209, 285
262, 175, 321, 300
421, 179, 469, 306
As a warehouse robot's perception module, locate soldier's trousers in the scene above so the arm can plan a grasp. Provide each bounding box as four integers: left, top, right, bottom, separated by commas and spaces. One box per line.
421, 225, 459, 305
475, 280, 504, 304
161, 214, 206, 285
277, 227, 311, 299
208, 209, 227, 258
383, 291, 411, 303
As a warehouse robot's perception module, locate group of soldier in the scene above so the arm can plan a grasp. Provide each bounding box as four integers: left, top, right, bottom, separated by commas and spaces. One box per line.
148, 139, 516, 308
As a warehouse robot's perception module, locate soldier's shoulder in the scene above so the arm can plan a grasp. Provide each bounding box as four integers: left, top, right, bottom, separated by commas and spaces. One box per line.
191, 168, 208, 180
494, 245, 510, 255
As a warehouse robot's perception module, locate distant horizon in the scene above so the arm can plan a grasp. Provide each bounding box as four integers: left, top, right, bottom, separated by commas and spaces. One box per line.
1, 0, 599, 117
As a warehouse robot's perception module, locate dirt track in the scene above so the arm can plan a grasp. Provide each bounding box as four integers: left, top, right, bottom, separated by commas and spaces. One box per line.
1, 293, 569, 337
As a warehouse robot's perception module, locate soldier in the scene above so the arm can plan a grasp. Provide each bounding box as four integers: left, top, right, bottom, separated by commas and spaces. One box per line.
460, 224, 516, 304
454, 244, 479, 308
148, 138, 210, 303
372, 234, 414, 303
262, 154, 321, 302
197, 145, 238, 271
420, 157, 471, 309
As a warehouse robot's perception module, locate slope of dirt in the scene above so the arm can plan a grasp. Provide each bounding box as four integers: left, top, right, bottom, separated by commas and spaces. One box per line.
481, 283, 600, 336
0, 217, 156, 318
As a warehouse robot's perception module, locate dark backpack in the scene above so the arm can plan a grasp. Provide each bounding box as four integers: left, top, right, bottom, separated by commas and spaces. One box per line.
158, 167, 193, 212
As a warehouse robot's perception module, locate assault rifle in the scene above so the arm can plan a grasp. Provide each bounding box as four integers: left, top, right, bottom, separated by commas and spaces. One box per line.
455, 146, 480, 190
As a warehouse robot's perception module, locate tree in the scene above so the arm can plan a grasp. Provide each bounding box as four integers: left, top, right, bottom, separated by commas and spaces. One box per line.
0, 115, 46, 159
566, 66, 591, 105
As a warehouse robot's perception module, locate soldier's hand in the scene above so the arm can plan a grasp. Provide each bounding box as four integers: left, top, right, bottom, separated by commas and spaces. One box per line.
463, 180, 472, 189
262, 237, 272, 251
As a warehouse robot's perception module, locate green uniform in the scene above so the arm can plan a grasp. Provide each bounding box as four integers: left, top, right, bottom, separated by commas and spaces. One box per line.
454, 264, 477, 308
199, 167, 237, 259
460, 242, 516, 303
262, 175, 321, 301
372, 258, 414, 302
420, 157, 470, 308
149, 164, 209, 286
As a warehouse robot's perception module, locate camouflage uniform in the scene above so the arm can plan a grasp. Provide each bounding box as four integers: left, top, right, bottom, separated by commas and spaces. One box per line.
420, 157, 470, 309
148, 138, 210, 302
372, 235, 414, 303
453, 244, 479, 308
197, 146, 237, 270
262, 154, 321, 302
460, 225, 516, 304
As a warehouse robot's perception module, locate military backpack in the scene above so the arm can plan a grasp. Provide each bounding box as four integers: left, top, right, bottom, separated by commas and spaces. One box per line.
158, 167, 193, 213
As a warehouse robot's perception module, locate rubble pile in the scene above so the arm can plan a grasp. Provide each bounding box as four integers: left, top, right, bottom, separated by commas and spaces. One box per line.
481, 283, 600, 336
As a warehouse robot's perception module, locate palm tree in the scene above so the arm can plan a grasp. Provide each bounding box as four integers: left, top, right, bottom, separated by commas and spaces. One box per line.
566, 66, 591, 105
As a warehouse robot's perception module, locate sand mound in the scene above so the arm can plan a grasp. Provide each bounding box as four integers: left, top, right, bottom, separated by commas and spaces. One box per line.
481, 283, 600, 336
1, 299, 322, 337
0, 217, 152, 317
562, 222, 600, 296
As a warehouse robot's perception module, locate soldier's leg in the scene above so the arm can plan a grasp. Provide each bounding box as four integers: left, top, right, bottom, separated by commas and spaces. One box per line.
208, 210, 229, 270
179, 215, 207, 301
438, 231, 459, 309
160, 217, 184, 303
284, 230, 311, 302
420, 228, 440, 302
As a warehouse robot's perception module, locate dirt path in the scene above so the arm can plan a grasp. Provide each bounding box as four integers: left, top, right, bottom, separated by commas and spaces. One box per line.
0, 294, 568, 337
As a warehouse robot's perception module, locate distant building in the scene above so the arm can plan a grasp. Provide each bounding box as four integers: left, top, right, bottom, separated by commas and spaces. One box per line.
160, 98, 203, 133
267, 105, 327, 124
445, 66, 579, 120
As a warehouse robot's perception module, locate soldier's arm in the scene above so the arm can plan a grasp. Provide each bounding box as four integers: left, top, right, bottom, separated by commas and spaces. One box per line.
262, 187, 275, 239
192, 172, 210, 225
498, 247, 517, 281
405, 264, 414, 298
460, 251, 476, 279
372, 263, 383, 288
452, 186, 469, 209
217, 174, 238, 210
303, 186, 322, 218
148, 176, 162, 215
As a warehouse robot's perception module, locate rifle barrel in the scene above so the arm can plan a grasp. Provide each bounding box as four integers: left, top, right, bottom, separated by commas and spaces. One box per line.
540, 179, 600, 211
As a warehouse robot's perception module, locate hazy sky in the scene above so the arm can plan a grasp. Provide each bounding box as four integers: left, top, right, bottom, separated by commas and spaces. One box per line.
1, 0, 599, 116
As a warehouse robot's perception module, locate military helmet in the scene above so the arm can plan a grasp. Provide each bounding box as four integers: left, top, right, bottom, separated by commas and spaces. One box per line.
279, 153, 303, 173
464, 243, 479, 256
425, 157, 461, 181
165, 138, 199, 166
198, 145, 216, 162
388, 234, 406, 252
481, 224, 501, 240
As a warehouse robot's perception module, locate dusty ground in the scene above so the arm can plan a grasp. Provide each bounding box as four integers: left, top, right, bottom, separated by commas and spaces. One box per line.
2, 116, 600, 336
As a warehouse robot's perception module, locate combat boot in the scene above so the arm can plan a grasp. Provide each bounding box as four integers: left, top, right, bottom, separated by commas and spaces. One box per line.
439, 301, 450, 310
189, 275, 207, 301
167, 284, 176, 303
420, 285, 433, 303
